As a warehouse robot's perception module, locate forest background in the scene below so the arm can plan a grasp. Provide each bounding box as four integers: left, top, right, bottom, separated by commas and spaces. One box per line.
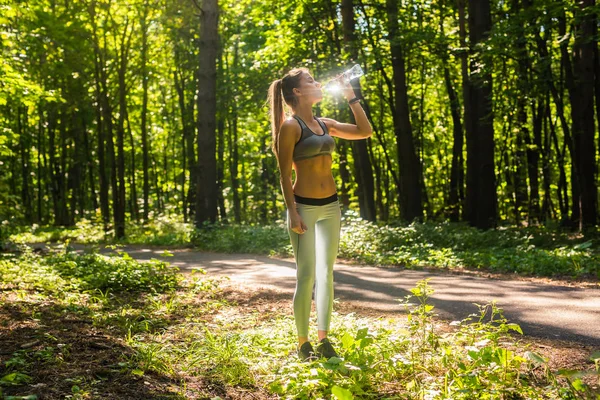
1, 0, 599, 241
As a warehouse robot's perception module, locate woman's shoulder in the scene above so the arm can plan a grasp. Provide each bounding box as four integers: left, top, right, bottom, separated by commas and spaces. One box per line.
279, 117, 302, 143
281, 117, 302, 135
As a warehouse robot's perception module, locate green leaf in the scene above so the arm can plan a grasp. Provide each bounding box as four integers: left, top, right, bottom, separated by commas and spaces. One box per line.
558, 369, 587, 379
574, 241, 593, 250
0, 372, 32, 386
524, 351, 546, 365
506, 323, 523, 334
589, 351, 600, 362
331, 385, 353, 400
341, 332, 354, 350
356, 328, 368, 340
571, 379, 586, 392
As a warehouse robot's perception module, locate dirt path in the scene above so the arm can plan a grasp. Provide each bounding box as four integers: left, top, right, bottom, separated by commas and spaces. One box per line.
64, 244, 600, 347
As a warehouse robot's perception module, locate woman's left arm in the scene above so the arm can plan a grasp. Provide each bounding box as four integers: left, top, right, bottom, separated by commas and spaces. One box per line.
321, 84, 373, 140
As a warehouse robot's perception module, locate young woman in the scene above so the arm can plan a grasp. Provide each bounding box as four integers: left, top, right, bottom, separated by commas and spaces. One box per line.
267, 67, 372, 361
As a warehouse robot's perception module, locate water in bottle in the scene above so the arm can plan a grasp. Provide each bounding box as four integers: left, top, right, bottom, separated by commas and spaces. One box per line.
324, 64, 364, 95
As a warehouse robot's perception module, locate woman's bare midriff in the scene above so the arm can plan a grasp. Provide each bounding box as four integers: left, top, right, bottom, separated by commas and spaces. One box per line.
292, 154, 337, 198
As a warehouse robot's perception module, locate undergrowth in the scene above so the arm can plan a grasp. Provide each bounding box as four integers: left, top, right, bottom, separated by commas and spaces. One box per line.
0, 248, 598, 399
6, 210, 600, 278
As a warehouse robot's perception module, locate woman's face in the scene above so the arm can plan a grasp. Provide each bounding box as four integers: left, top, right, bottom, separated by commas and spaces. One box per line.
294, 72, 323, 103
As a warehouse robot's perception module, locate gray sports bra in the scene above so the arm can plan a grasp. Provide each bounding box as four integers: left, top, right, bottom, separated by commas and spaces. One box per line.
292, 115, 336, 161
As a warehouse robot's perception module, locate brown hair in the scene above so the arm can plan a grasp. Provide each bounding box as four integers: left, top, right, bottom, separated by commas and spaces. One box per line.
267, 68, 308, 157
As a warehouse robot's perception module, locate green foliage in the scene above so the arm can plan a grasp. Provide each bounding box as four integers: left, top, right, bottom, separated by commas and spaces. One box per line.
191, 222, 291, 256
338, 213, 600, 278
188, 215, 599, 279
8, 215, 192, 246
0, 247, 180, 295
48, 251, 180, 293
0, 250, 595, 398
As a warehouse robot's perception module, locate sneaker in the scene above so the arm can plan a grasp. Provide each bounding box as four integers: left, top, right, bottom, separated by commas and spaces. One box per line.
315, 338, 339, 359
297, 341, 317, 361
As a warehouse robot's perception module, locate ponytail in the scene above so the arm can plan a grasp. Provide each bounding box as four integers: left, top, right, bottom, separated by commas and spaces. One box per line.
267, 68, 307, 159
268, 79, 285, 158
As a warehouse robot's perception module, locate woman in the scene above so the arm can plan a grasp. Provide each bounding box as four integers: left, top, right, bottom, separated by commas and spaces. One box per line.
267, 67, 372, 361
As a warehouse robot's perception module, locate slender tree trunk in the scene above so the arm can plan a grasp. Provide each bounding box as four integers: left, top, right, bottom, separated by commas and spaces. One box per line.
82, 114, 98, 212
126, 110, 139, 221
541, 96, 552, 221
557, 10, 581, 227
386, 0, 423, 222
511, 0, 532, 225
458, 0, 472, 223
89, 0, 109, 230
140, 0, 150, 222
217, 117, 227, 222
195, 0, 219, 226
440, 1, 463, 222
173, 60, 193, 221
341, 0, 376, 221
229, 106, 241, 223
465, 0, 497, 229
18, 106, 32, 223
528, 98, 542, 224
222, 43, 241, 223
37, 108, 44, 223
114, 19, 133, 238
595, 41, 600, 165
549, 103, 568, 219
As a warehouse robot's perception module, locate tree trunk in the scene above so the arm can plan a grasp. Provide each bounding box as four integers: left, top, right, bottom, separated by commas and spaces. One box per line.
441, 1, 463, 222
340, 0, 376, 221
140, 0, 150, 222
596, 41, 600, 167
37, 108, 44, 223
571, 0, 598, 228
195, 0, 219, 226
217, 117, 227, 222
457, 0, 472, 223
386, 0, 423, 222
89, 0, 110, 230
114, 18, 133, 238
557, 9, 581, 227
18, 106, 32, 223
465, 0, 497, 229
541, 97, 553, 222
126, 109, 139, 221
527, 98, 542, 224
82, 113, 98, 213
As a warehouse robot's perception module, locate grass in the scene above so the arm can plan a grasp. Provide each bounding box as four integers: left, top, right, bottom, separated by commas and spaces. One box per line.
0, 248, 599, 399
5, 211, 600, 280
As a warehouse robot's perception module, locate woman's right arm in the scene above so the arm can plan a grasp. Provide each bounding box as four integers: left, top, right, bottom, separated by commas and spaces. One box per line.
278, 121, 307, 234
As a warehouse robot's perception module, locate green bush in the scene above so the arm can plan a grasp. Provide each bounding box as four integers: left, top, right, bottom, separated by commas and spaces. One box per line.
48, 251, 180, 293
190, 214, 599, 279
0, 248, 180, 295
191, 222, 291, 255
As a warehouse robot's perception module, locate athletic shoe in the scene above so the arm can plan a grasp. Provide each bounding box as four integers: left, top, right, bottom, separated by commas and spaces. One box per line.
316, 338, 338, 359
297, 341, 317, 361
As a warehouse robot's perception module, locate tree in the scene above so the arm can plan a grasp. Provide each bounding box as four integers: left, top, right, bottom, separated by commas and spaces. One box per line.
386, 0, 423, 222
195, 0, 219, 226
464, 0, 497, 229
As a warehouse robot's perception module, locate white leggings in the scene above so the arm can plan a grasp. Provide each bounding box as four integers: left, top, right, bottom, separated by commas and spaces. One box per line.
287, 198, 341, 337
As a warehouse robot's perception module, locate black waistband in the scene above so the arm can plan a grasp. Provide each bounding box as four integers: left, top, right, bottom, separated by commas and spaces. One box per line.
294, 193, 338, 206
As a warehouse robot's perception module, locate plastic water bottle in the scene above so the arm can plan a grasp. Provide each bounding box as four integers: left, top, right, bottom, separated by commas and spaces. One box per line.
324, 64, 364, 94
